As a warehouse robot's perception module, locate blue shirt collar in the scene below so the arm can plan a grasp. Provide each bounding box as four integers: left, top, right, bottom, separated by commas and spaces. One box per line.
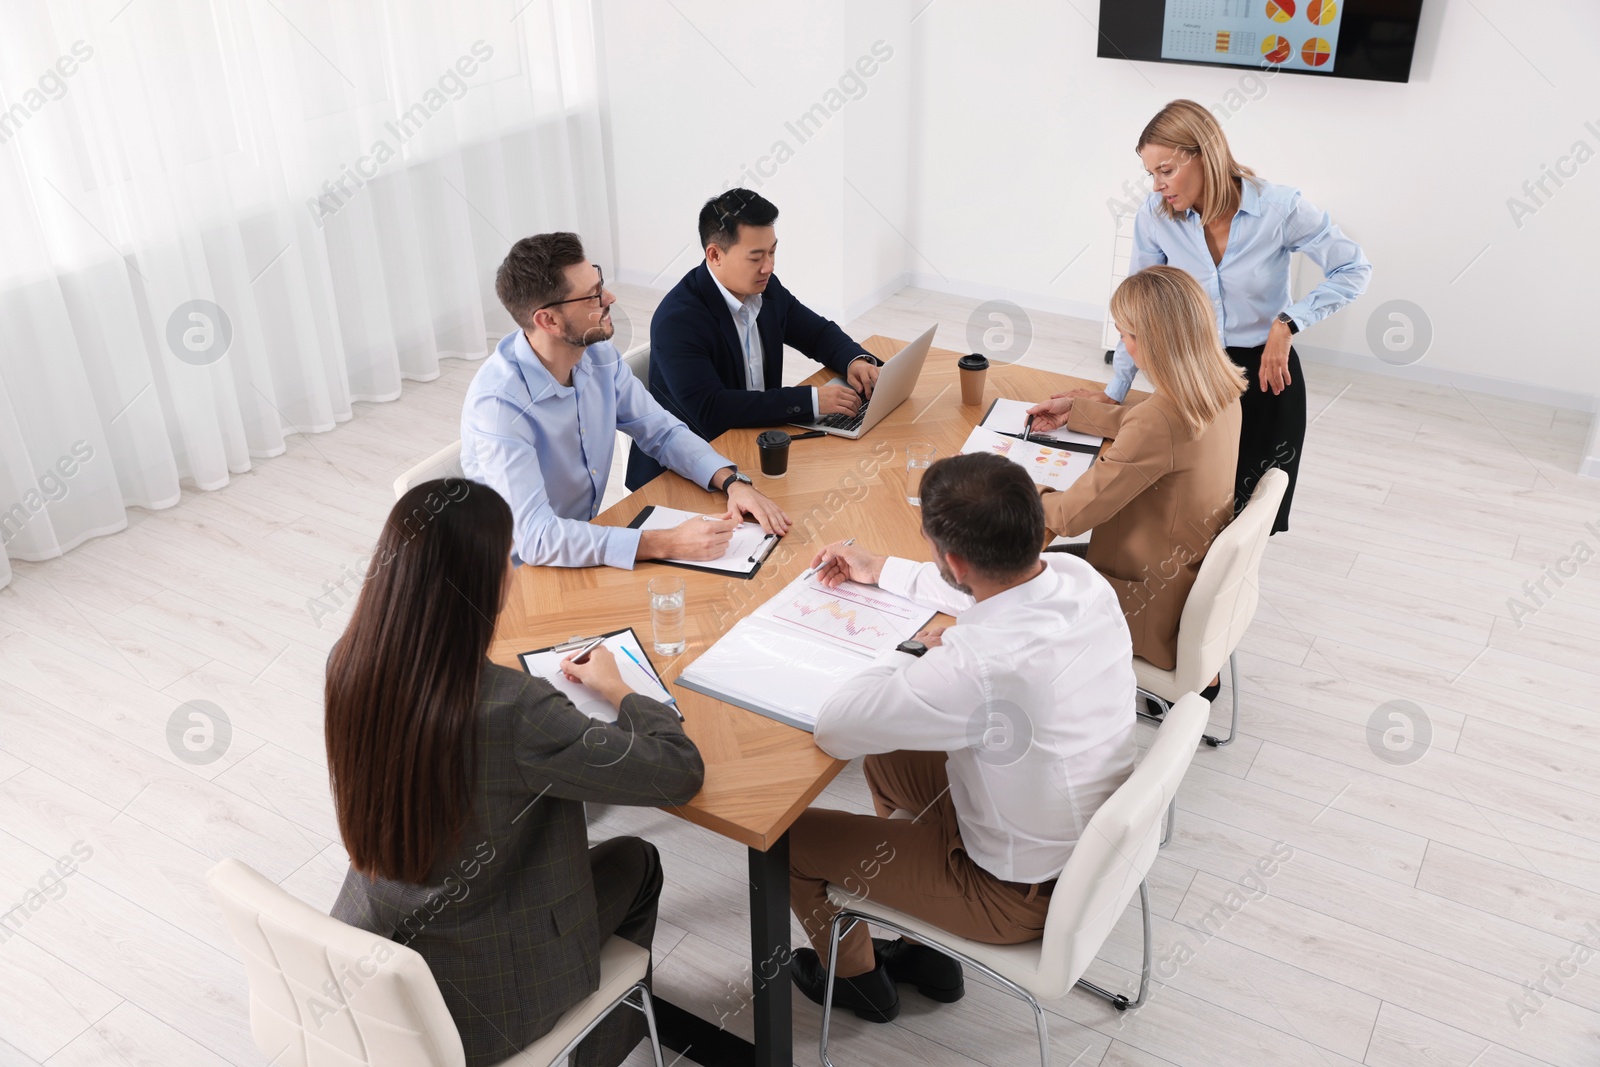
507, 328, 596, 401
708, 266, 762, 320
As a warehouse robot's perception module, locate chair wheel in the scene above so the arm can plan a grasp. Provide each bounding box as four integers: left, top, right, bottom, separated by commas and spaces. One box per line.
1111, 995, 1130, 1012
1203, 735, 1220, 747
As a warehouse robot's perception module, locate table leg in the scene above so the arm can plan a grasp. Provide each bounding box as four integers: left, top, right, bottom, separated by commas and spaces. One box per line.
650, 832, 793, 1067
748, 831, 792, 1067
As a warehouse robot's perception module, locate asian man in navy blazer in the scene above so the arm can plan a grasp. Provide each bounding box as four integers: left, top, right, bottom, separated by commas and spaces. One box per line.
625, 189, 881, 489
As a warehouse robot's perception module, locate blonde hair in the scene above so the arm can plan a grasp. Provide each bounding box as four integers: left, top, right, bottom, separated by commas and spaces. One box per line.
1110, 266, 1247, 435
1138, 99, 1258, 226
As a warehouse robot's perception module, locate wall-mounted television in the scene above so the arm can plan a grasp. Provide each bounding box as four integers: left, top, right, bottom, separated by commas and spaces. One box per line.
1098, 1, 1425, 83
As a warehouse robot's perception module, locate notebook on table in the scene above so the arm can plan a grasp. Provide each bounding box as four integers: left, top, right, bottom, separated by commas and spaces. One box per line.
627, 504, 781, 579
979, 396, 1105, 454
519, 628, 680, 723
676, 572, 936, 732
959, 424, 1095, 493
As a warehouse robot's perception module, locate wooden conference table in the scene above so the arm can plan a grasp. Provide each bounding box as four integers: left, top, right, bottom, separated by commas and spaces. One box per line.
488, 335, 1113, 1067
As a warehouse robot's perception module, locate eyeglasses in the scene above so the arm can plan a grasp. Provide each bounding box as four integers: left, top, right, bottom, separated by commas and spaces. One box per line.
537, 265, 605, 311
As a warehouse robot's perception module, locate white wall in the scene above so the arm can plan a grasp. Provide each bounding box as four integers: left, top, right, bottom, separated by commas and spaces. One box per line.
596, 1, 1600, 420
595, 0, 914, 323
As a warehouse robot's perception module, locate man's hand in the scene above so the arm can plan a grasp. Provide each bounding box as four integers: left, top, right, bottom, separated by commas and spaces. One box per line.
560, 645, 631, 707
1050, 387, 1119, 405
847, 357, 879, 400
913, 625, 948, 648
1024, 395, 1073, 433
638, 515, 738, 561
1260, 319, 1294, 395
817, 382, 862, 417
809, 540, 887, 588
725, 482, 790, 535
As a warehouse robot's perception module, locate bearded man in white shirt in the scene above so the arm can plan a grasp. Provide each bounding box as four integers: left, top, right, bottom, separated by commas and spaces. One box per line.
788, 451, 1138, 1022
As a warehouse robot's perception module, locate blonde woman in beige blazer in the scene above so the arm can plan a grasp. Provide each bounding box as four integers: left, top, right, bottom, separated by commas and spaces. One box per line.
1027, 265, 1246, 677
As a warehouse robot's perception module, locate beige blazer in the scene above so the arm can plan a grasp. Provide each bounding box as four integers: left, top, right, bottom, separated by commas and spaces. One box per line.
1041, 391, 1241, 670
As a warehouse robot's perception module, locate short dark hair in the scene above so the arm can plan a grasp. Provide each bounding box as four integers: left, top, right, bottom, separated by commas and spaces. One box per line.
699, 188, 779, 251
496, 232, 586, 328
919, 453, 1045, 579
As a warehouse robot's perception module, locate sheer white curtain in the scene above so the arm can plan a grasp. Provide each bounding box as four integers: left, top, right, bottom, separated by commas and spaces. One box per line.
0, 0, 611, 587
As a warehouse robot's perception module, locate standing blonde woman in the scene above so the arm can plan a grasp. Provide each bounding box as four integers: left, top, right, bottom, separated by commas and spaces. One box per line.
1026, 265, 1246, 675
1072, 99, 1370, 533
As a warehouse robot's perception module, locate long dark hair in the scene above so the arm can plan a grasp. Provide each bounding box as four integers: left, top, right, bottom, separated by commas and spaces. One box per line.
325, 478, 513, 883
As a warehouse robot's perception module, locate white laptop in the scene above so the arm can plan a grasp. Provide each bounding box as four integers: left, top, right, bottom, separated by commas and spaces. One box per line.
788, 325, 937, 439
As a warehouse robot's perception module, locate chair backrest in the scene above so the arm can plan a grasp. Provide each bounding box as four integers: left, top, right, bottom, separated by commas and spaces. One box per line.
1036, 694, 1209, 996
393, 441, 465, 500
207, 858, 465, 1067
1169, 468, 1288, 690
622, 342, 650, 389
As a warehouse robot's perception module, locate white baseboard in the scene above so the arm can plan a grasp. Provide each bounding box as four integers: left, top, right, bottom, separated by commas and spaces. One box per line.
843, 271, 912, 324
1293, 343, 1598, 414
906, 271, 1106, 324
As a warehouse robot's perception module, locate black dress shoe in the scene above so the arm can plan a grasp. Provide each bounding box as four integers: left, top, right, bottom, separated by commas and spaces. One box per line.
1143, 696, 1167, 719
873, 937, 964, 1002
1200, 679, 1222, 702
790, 949, 900, 1022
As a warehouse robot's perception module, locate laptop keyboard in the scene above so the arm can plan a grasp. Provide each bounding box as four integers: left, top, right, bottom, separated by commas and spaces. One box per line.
818, 396, 870, 432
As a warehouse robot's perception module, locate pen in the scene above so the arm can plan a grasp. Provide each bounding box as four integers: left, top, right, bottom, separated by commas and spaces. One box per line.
1023, 414, 1035, 442
801, 537, 856, 582
791, 430, 827, 440
620, 645, 677, 705
567, 634, 609, 663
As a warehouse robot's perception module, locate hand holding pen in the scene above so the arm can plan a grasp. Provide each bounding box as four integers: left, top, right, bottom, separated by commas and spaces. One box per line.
804, 538, 889, 589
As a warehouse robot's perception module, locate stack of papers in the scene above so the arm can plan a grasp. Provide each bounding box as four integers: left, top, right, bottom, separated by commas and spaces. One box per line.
676, 573, 935, 732
628, 505, 780, 578
979, 397, 1104, 452
520, 629, 679, 723
960, 424, 1094, 493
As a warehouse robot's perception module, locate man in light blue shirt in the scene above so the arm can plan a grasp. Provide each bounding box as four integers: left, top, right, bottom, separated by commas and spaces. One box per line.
462, 232, 790, 569
1095, 177, 1370, 403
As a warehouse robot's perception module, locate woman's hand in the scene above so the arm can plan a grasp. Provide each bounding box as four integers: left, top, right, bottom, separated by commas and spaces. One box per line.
1259, 319, 1294, 395
1049, 387, 1119, 405
1024, 396, 1074, 432
561, 646, 632, 708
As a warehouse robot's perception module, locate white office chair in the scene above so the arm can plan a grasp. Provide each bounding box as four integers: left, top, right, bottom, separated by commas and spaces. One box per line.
622, 342, 651, 389
1136, 467, 1289, 750
394, 441, 465, 500
819, 694, 1211, 1067
207, 859, 665, 1067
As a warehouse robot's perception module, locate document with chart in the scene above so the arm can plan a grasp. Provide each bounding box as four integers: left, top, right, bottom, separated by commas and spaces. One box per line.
676, 573, 936, 731
960, 425, 1094, 493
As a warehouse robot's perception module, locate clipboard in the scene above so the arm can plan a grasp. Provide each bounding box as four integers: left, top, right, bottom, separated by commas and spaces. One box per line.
979, 397, 1103, 455
518, 627, 681, 722
627, 505, 781, 579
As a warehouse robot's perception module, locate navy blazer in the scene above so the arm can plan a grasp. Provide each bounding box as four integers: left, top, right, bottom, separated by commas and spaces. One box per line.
625, 263, 867, 489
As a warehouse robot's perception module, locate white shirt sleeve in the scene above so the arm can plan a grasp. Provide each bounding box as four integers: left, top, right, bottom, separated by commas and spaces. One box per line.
877, 556, 977, 616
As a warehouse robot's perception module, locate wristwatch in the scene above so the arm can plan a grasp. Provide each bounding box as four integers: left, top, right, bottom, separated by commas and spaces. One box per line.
1275, 312, 1300, 335
895, 640, 928, 658
851, 353, 883, 367
716, 468, 754, 493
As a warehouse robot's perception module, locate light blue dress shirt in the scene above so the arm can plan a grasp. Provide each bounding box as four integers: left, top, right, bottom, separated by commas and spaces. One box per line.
707, 270, 820, 420
461, 329, 732, 569
1106, 177, 1371, 402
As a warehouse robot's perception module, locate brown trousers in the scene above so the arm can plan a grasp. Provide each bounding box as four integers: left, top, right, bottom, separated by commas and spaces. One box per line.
788, 750, 1053, 977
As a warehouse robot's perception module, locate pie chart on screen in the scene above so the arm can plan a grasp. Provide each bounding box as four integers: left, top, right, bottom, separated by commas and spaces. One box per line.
1301, 37, 1333, 66
1307, 0, 1337, 25
1261, 36, 1292, 64
1265, 0, 1295, 22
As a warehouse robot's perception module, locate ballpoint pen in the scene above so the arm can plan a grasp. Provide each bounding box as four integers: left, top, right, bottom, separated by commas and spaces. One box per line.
1023, 413, 1035, 442
620, 645, 678, 707
565, 634, 609, 663
800, 537, 856, 582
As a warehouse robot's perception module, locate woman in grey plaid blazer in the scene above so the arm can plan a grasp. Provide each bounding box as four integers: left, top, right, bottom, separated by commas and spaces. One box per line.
326, 479, 704, 1067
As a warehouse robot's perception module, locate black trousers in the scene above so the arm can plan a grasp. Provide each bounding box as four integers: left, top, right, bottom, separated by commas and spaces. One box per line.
1229, 343, 1305, 534
575, 836, 663, 1067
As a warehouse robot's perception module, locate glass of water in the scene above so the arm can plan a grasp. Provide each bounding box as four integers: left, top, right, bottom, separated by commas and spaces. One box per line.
905, 443, 937, 507
649, 576, 687, 656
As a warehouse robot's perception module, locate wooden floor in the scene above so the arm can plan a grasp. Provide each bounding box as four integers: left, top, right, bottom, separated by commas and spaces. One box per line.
2, 284, 1597, 1067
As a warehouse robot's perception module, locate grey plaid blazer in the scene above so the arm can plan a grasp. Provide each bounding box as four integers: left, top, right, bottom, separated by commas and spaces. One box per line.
331, 660, 703, 1066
